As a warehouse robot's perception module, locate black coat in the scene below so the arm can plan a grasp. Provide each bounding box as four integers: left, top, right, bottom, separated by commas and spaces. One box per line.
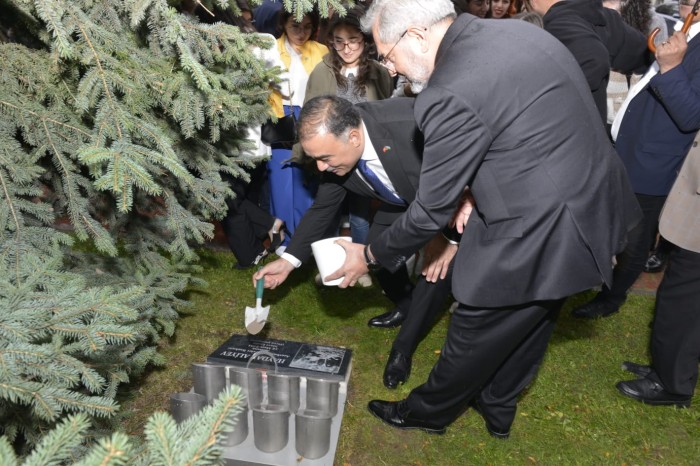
543, 0, 650, 122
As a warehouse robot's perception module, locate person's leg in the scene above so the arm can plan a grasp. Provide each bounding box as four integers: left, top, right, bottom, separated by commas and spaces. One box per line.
382, 268, 453, 388
245, 163, 277, 236
391, 270, 453, 357
288, 105, 317, 236
404, 300, 562, 428
348, 193, 371, 245
366, 220, 414, 325
289, 162, 316, 233
573, 194, 665, 317
603, 194, 666, 302
476, 300, 563, 434
268, 146, 294, 244
650, 245, 700, 396
220, 173, 267, 266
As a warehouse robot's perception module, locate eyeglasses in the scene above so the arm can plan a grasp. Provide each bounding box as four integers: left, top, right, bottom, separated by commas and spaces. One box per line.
332, 37, 364, 51
377, 30, 408, 68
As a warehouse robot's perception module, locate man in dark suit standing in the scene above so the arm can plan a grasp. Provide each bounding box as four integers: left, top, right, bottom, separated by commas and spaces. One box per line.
254, 95, 456, 389
572, 7, 700, 318
530, 0, 649, 124
617, 132, 700, 408
327, 0, 641, 438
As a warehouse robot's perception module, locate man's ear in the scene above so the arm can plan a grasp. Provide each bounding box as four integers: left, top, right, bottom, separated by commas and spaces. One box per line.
348, 127, 362, 148
408, 26, 429, 53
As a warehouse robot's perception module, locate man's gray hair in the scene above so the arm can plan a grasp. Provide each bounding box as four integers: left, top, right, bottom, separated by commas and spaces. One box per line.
360, 0, 457, 44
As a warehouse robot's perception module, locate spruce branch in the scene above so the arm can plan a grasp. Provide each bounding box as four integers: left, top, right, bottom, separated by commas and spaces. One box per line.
19, 413, 90, 466
0, 101, 92, 138
72, 16, 123, 139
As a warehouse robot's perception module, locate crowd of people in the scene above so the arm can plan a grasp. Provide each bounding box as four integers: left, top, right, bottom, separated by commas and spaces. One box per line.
187, 0, 699, 439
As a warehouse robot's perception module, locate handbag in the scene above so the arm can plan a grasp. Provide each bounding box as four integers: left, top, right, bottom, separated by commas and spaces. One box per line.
261, 81, 297, 148
261, 112, 297, 147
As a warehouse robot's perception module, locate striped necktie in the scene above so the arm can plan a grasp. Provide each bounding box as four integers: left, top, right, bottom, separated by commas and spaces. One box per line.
356, 159, 406, 205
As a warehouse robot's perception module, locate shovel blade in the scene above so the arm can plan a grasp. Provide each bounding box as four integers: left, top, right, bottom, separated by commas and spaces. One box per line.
245, 305, 269, 335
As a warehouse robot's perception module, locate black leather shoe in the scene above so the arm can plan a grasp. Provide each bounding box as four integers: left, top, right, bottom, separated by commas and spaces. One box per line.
571, 299, 620, 319
383, 350, 411, 389
367, 309, 407, 328
616, 378, 691, 407
471, 399, 511, 439
621, 361, 652, 378
367, 400, 446, 434
485, 424, 510, 439
643, 253, 666, 273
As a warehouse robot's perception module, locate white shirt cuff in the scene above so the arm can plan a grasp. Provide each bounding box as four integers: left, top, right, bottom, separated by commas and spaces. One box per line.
281, 252, 302, 268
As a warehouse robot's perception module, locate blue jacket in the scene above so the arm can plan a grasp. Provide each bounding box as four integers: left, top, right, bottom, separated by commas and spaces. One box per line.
615, 33, 700, 196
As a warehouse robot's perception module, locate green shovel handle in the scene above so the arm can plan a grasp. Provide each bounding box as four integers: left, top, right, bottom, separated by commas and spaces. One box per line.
256, 277, 264, 300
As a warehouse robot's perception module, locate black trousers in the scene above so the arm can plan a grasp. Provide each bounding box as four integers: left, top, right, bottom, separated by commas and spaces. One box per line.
405, 298, 563, 432
391, 265, 453, 357
650, 244, 700, 397
220, 165, 274, 266
599, 193, 667, 305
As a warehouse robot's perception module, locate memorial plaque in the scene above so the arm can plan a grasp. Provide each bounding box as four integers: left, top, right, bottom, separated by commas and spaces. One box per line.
207, 334, 352, 382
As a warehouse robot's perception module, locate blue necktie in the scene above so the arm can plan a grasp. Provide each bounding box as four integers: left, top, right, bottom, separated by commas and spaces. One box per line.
357, 159, 406, 205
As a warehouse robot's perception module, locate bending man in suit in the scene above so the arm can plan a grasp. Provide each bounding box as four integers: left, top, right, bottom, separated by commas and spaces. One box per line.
327, 0, 642, 438
253, 95, 457, 389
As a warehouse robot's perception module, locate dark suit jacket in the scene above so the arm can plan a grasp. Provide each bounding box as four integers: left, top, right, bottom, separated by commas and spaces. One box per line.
615, 33, 700, 196
285, 97, 423, 263
370, 15, 641, 308
544, 0, 649, 122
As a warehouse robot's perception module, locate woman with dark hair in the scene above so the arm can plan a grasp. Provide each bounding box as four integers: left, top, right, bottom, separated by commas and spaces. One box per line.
267, 9, 328, 250
304, 7, 393, 105
488, 0, 512, 18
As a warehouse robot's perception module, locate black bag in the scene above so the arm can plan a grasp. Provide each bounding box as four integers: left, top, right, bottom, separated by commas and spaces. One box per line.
261, 113, 297, 147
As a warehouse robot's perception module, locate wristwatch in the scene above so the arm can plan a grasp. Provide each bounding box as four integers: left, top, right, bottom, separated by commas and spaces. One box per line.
363, 244, 381, 271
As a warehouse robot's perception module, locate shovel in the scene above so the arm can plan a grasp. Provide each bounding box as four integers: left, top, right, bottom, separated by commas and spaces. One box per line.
245, 278, 270, 335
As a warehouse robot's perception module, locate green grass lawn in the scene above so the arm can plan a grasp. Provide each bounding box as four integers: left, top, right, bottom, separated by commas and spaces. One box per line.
119, 249, 700, 465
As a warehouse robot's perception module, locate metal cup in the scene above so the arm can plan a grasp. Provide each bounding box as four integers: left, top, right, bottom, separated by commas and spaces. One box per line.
192, 363, 226, 403
305, 378, 339, 417
170, 392, 207, 424
222, 407, 248, 446
244, 370, 264, 409
267, 373, 300, 413
252, 403, 289, 453
227, 367, 256, 405
295, 408, 333, 459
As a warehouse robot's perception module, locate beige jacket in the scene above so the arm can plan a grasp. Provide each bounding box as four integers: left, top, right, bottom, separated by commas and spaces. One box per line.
659, 134, 700, 253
